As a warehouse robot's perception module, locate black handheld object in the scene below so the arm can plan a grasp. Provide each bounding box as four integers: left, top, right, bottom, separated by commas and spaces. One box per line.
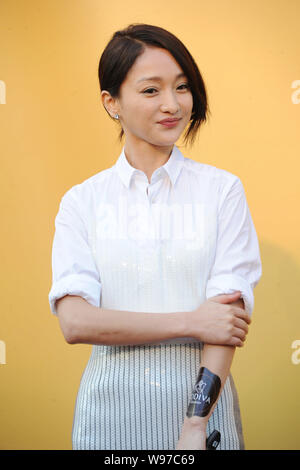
206, 430, 221, 450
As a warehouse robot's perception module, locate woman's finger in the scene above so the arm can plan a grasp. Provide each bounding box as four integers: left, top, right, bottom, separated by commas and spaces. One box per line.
232, 327, 247, 341
233, 318, 249, 334
233, 309, 252, 324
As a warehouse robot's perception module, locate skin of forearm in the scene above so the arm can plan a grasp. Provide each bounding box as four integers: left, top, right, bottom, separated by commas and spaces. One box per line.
57, 295, 190, 346
183, 298, 245, 430
184, 344, 236, 430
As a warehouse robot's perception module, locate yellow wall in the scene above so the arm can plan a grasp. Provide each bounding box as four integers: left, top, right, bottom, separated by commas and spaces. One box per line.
1, 0, 300, 450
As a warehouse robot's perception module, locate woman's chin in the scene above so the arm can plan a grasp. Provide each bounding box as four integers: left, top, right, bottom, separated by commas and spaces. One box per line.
149, 131, 181, 147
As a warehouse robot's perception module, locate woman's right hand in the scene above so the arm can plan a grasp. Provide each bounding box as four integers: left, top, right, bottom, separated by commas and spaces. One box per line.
186, 291, 251, 347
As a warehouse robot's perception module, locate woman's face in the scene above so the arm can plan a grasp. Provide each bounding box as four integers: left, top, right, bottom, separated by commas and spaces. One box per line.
108, 46, 193, 148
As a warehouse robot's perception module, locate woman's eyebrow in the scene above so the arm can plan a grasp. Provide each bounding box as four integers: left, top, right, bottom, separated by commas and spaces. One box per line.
136, 72, 186, 83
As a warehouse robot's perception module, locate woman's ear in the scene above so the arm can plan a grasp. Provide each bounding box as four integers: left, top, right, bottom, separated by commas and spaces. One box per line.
101, 90, 119, 118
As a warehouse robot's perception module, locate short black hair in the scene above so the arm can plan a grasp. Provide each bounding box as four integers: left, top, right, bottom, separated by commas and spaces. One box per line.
98, 23, 211, 147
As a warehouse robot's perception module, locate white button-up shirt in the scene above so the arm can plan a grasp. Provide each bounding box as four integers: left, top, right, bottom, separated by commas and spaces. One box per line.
49, 144, 262, 329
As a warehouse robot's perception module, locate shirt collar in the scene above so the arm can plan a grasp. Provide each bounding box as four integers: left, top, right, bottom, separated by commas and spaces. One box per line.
115, 144, 185, 189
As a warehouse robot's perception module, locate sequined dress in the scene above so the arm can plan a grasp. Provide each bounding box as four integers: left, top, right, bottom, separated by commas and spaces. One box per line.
49, 145, 262, 450
71, 239, 245, 450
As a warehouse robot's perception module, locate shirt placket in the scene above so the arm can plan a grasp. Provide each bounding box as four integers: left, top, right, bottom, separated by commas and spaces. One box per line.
132, 172, 165, 251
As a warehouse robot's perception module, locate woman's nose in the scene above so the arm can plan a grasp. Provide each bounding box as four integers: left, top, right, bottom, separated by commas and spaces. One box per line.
160, 91, 180, 113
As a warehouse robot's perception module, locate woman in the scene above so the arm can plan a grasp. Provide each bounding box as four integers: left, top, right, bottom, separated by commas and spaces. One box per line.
49, 23, 262, 450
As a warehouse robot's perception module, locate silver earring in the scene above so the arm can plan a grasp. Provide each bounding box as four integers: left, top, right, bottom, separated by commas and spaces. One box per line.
115, 113, 119, 119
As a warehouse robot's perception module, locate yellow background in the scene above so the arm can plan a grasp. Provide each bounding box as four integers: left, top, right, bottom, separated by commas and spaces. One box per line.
1, 0, 300, 450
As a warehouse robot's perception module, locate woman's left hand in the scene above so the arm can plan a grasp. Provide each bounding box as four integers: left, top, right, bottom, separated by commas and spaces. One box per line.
176, 419, 207, 450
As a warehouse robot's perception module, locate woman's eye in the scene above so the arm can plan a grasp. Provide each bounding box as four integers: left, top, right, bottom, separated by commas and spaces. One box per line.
143, 88, 157, 94
142, 84, 190, 94
178, 83, 190, 90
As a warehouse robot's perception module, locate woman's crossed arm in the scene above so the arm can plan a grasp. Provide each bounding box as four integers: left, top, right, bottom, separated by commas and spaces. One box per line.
176, 297, 245, 450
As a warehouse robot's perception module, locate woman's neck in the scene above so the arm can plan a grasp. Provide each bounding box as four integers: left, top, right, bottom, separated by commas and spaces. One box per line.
124, 139, 174, 183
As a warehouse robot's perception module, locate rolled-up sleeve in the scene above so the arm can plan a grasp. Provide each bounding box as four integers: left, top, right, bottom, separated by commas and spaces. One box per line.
48, 188, 102, 316
205, 176, 262, 315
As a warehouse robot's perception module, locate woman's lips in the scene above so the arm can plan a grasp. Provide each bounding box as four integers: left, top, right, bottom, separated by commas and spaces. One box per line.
158, 119, 181, 128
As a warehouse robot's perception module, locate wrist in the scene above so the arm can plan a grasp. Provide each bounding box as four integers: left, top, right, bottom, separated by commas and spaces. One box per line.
171, 310, 193, 338
180, 309, 197, 338
182, 307, 205, 341
183, 414, 208, 431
